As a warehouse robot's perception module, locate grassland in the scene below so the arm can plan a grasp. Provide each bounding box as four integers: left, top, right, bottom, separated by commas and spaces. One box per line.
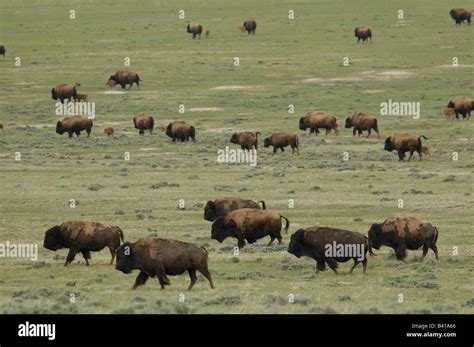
0, 0, 473, 314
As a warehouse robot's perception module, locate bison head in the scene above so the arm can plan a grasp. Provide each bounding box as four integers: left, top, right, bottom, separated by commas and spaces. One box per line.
43, 225, 63, 251
449, 9, 457, 19
384, 137, 394, 152
287, 229, 305, 258
165, 123, 173, 138
299, 117, 307, 130
263, 138, 271, 147
115, 242, 134, 274
211, 217, 237, 243
447, 100, 455, 108
230, 133, 238, 144
345, 117, 353, 128
367, 224, 384, 252
204, 201, 216, 221
56, 121, 64, 135
51, 88, 58, 100
470, 101, 474, 111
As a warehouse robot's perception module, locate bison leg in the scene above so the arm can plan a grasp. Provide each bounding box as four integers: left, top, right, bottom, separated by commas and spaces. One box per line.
315, 260, 326, 273
407, 149, 415, 162
421, 244, 429, 259
362, 257, 368, 274
136, 80, 140, 91
267, 236, 276, 246
352, 128, 356, 136
68, 131, 73, 138
326, 259, 339, 274
395, 243, 407, 261
367, 129, 371, 138
431, 244, 439, 260
108, 247, 116, 265
374, 128, 380, 139
280, 147, 285, 152
64, 248, 78, 266
349, 260, 359, 274
187, 269, 198, 291
86, 129, 91, 138
81, 251, 91, 266
397, 149, 405, 161
75, 130, 81, 138
132, 271, 149, 289
272, 147, 277, 155
199, 269, 215, 289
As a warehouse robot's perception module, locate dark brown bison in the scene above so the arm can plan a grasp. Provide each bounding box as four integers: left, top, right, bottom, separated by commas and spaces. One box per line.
74, 93, 88, 102
43, 220, 124, 266
263, 133, 299, 155
447, 97, 473, 120
368, 215, 439, 261
450, 8, 472, 25
211, 208, 289, 248
204, 197, 266, 222
299, 111, 339, 136
0, 44, 5, 60
384, 134, 428, 161
104, 127, 114, 137
230, 131, 261, 150
133, 113, 154, 135
165, 121, 195, 142
187, 22, 203, 39
354, 26, 372, 43
345, 111, 379, 138
287, 227, 369, 274
51, 83, 79, 103
107, 71, 140, 90
115, 237, 214, 290
56, 115, 93, 138
239, 19, 257, 34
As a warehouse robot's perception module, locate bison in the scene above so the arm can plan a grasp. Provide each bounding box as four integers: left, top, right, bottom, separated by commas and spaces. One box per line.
204, 197, 266, 222
239, 19, 257, 34
74, 93, 88, 102
0, 44, 5, 60
384, 134, 428, 161
443, 107, 456, 120
421, 145, 431, 159
115, 237, 214, 290
211, 208, 289, 248
187, 22, 203, 39
51, 83, 79, 103
230, 131, 261, 150
447, 97, 473, 120
56, 115, 93, 138
368, 215, 439, 261
354, 26, 372, 43
263, 133, 299, 155
43, 220, 124, 266
0, 124, 3, 130
299, 111, 339, 136
133, 113, 154, 135
104, 127, 114, 137
287, 227, 369, 274
107, 71, 140, 90
450, 8, 472, 26
345, 112, 379, 139
165, 121, 195, 142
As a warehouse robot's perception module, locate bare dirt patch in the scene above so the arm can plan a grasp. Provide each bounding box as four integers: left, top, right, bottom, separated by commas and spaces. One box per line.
98, 91, 127, 95
436, 64, 474, 69
364, 89, 385, 94
302, 70, 415, 84
210, 85, 263, 91
188, 107, 224, 112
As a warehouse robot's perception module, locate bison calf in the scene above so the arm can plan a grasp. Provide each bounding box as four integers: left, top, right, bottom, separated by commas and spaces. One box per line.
443, 107, 456, 120
421, 145, 431, 159
115, 237, 214, 290
74, 93, 88, 102
43, 220, 124, 266
264, 133, 299, 155
368, 215, 439, 261
56, 115, 93, 138
104, 127, 114, 137
384, 134, 428, 161
288, 227, 369, 274
211, 208, 289, 248
204, 197, 266, 221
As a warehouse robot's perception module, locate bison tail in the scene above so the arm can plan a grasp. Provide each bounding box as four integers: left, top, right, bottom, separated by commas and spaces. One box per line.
280, 215, 290, 233
149, 117, 155, 129
136, 74, 141, 81
255, 131, 261, 139
295, 135, 299, 145
434, 227, 439, 244
373, 118, 378, 130
73, 83, 81, 88
258, 200, 266, 210
419, 135, 428, 140
118, 228, 124, 242
201, 246, 208, 254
